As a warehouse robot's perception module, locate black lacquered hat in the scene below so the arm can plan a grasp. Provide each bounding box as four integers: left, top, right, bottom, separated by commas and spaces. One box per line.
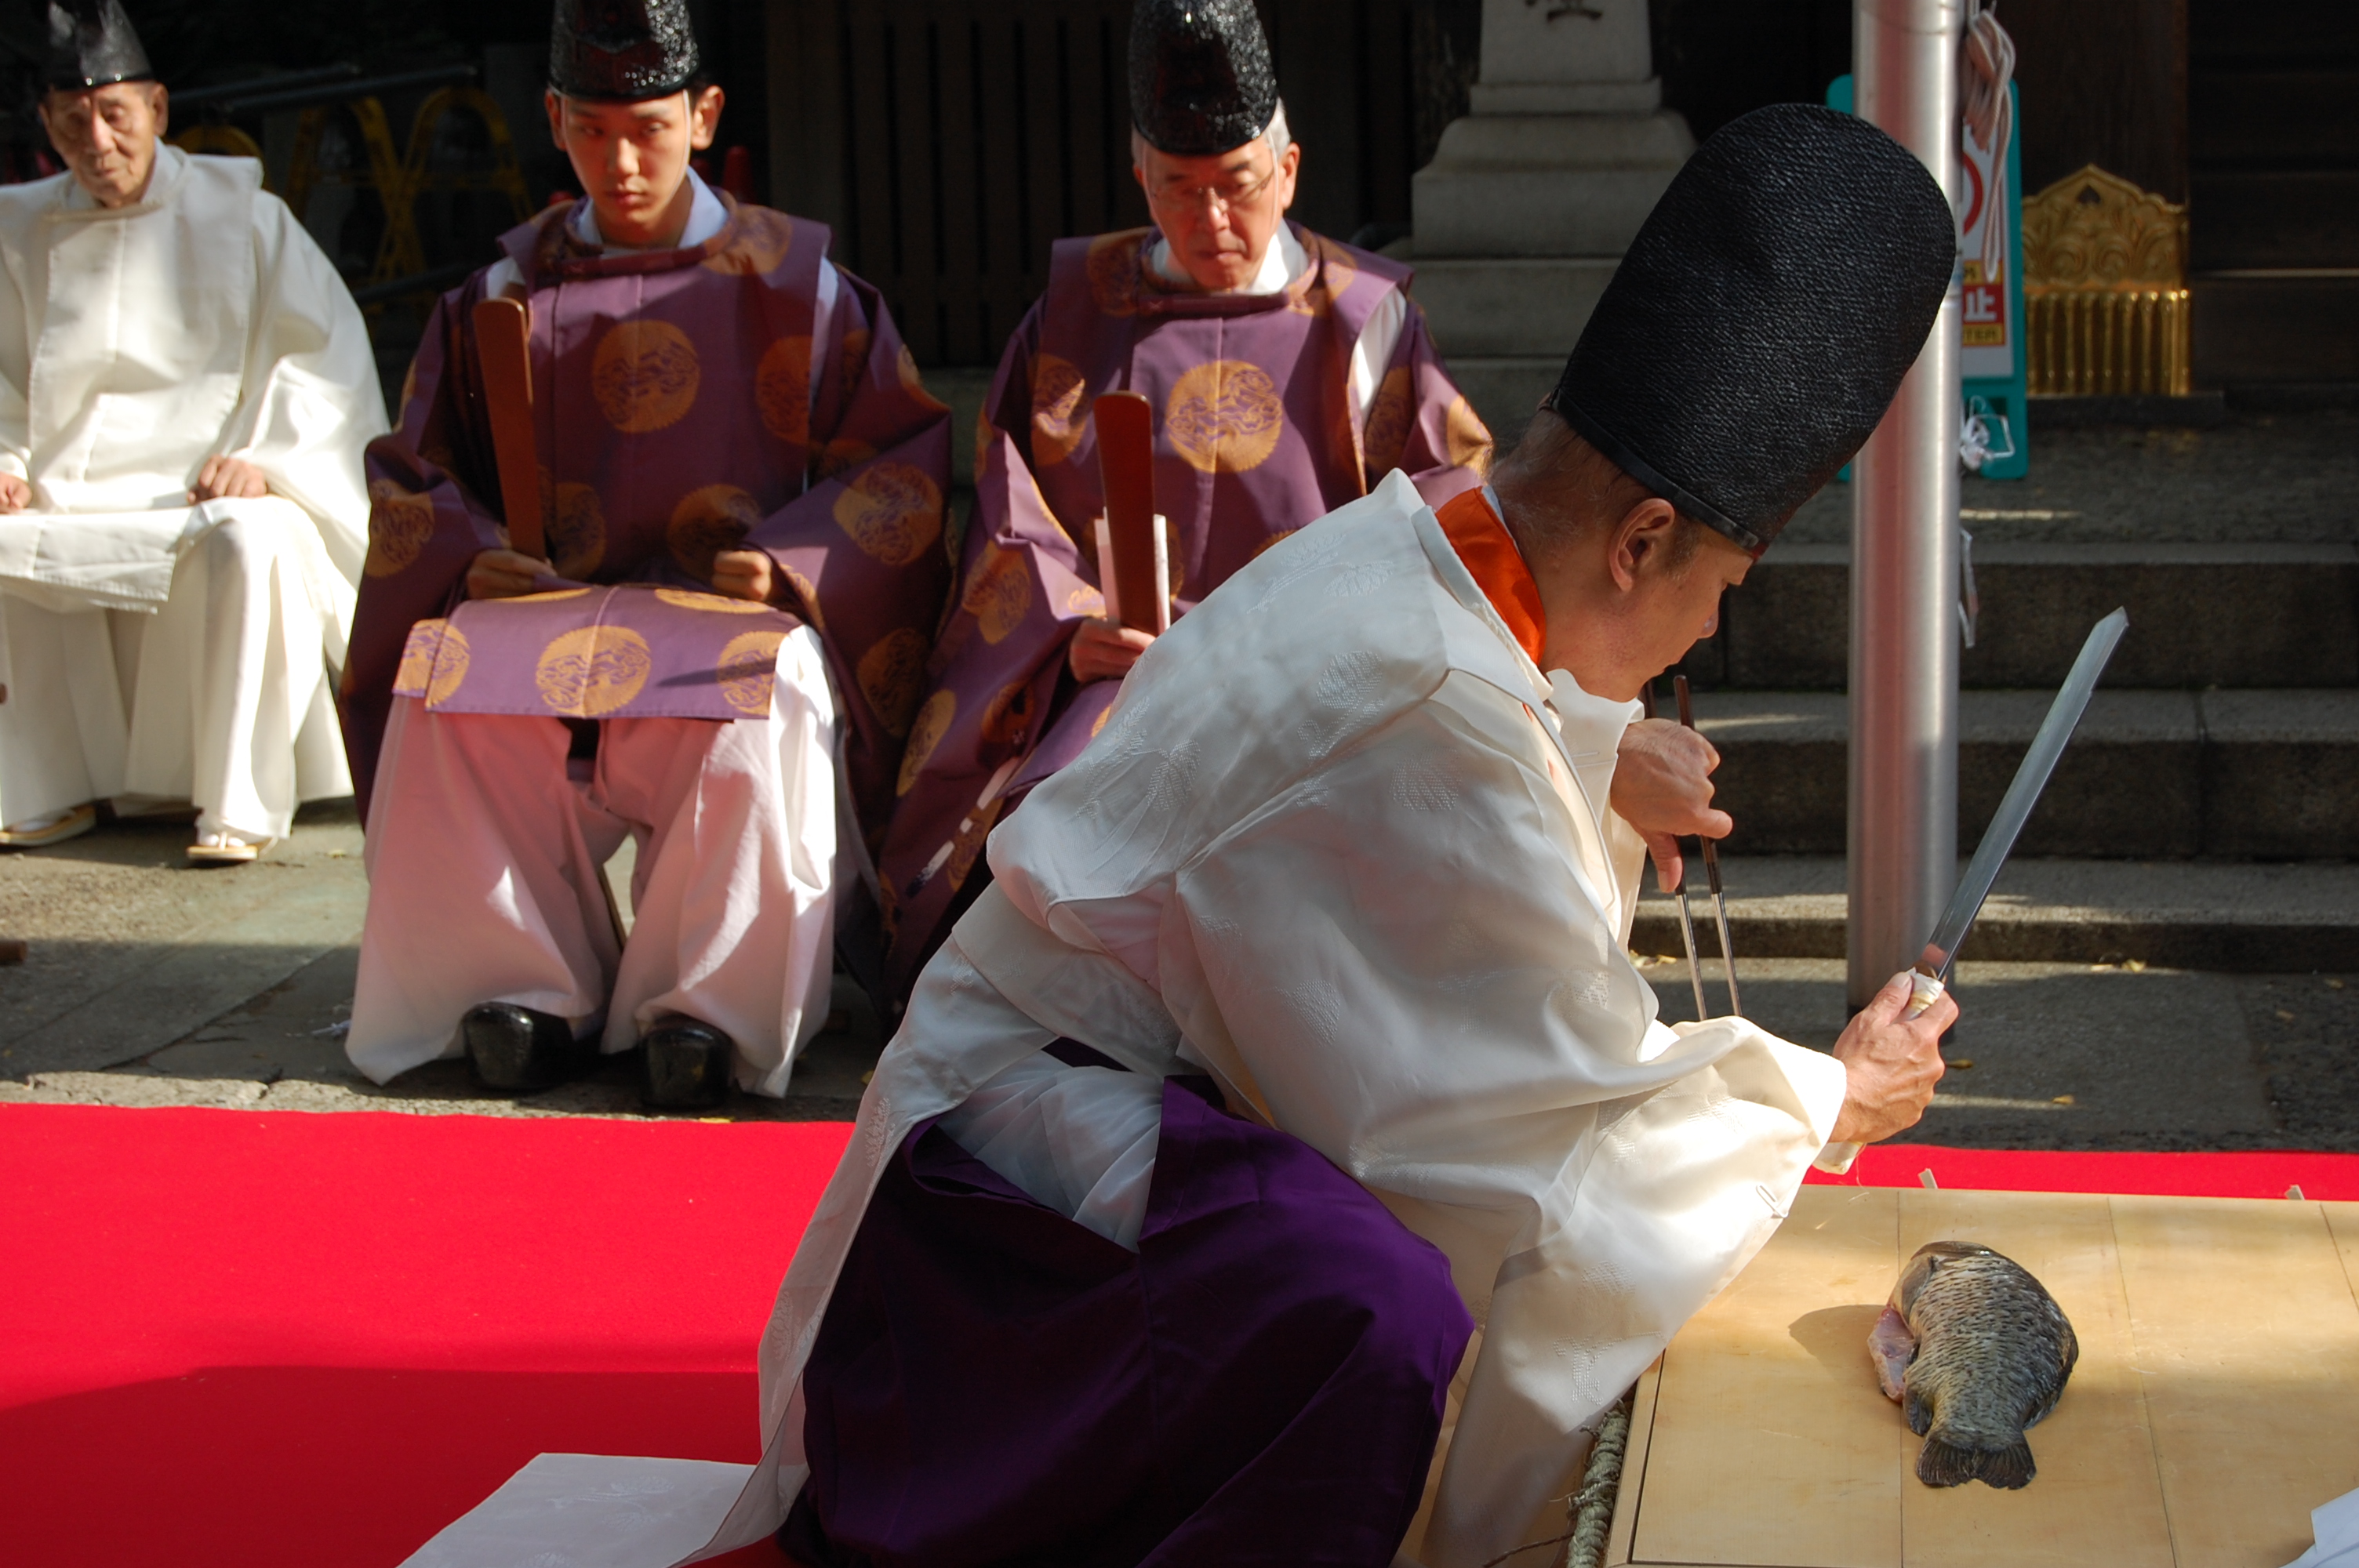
549, 0, 700, 102
1547, 103, 1957, 553
42, 0, 151, 92
1128, 0, 1278, 157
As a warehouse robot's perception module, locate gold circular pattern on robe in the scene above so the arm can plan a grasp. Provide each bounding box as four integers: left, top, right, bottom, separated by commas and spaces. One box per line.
1090, 700, 1114, 739
962, 544, 1033, 644
972, 405, 997, 478
703, 207, 794, 276
1443, 394, 1492, 471
543, 477, 607, 579
835, 328, 872, 397
1361, 366, 1414, 480
1291, 236, 1358, 317
668, 484, 762, 578
654, 586, 774, 614
365, 480, 434, 578
833, 461, 943, 567
896, 688, 957, 797
1029, 354, 1090, 467
856, 626, 930, 737
898, 343, 950, 414
754, 336, 814, 446
1252, 528, 1299, 558
1086, 230, 1148, 318
507, 587, 593, 604
980, 678, 1036, 746
535, 624, 654, 717
397, 619, 468, 702
718, 628, 788, 716
783, 564, 826, 637
1065, 583, 1107, 617
592, 320, 702, 434
1164, 359, 1284, 474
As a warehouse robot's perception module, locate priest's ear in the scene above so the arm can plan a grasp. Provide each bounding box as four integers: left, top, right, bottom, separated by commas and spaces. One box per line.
1606, 498, 1688, 591
687, 83, 724, 151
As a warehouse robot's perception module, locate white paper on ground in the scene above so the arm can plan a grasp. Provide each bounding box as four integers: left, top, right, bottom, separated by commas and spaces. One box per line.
399, 1454, 751, 1568
2284, 1485, 2359, 1568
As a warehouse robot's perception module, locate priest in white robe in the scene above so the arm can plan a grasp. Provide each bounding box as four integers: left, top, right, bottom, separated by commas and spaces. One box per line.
393, 103, 1966, 1568
0, 0, 383, 860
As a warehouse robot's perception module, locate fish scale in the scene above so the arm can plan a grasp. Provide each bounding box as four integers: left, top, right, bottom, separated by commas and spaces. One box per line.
1872, 1241, 2079, 1490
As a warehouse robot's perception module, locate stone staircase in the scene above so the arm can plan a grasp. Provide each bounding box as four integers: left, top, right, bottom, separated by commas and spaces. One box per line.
1629, 517, 2359, 971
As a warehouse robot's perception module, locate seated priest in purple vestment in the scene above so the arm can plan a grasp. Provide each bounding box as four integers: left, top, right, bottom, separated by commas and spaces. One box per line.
338, 0, 951, 1109
873, 0, 1500, 996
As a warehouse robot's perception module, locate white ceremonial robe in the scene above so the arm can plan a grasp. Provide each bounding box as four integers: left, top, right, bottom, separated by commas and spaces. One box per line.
0, 146, 384, 834
347, 625, 844, 1095
394, 471, 1848, 1568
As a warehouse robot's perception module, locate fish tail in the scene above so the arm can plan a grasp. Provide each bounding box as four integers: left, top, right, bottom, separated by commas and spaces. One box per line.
1917, 1436, 2037, 1490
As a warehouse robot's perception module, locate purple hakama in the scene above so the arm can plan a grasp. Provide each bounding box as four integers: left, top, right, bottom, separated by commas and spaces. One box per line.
782, 1074, 1474, 1567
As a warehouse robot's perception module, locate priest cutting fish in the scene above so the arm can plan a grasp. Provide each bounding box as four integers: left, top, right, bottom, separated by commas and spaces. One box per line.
416, 100, 1966, 1568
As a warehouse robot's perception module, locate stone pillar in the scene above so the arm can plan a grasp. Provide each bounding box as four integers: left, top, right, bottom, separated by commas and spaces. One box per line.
1410, 0, 1694, 444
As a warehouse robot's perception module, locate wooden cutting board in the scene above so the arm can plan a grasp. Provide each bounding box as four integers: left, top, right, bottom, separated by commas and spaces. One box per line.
1605, 1185, 2359, 1568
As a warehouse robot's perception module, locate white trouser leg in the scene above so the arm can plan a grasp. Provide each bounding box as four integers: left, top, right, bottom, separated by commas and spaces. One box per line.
0, 590, 126, 826
345, 699, 627, 1084
597, 625, 840, 1095
122, 502, 348, 840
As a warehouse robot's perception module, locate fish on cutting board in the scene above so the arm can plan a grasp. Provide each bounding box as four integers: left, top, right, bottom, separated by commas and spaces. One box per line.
1868, 1240, 2079, 1490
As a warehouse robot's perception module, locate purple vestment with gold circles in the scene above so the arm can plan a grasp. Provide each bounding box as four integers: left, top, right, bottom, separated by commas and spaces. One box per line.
341, 197, 953, 851
874, 221, 1488, 993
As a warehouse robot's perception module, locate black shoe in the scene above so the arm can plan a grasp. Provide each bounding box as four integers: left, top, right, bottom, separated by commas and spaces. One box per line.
641, 1016, 736, 1109
463, 1003, 591, 1091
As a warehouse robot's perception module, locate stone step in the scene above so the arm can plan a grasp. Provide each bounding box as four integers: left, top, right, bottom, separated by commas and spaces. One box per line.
1412, 258, 1615, 360
1627, 857, 2359, 971
1691, 688, 2359, 859
1408, 111, 1692, 260
1682, 542, 2359, 691
1441, 354, 1561, 450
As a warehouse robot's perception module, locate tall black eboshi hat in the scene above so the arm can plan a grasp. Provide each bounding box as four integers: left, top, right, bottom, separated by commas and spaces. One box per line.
1128, 0, 1278, 157
548, 0, 700, 102
42, 0, 151, 92
1547, 103, 1956, 553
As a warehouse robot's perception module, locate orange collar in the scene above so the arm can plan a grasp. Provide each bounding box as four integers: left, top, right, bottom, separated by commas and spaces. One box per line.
1434, 485, 1546, 665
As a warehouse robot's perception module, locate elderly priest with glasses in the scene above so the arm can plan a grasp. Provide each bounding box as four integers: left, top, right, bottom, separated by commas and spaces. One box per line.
874, 0, 1500, 996
0, 0, 384, 862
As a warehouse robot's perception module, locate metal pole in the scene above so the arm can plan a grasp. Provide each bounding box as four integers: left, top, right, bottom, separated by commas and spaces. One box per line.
1848, 0, 1963, 1010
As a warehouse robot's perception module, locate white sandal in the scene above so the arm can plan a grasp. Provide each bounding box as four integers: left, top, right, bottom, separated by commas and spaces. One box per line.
0, 802, 97, 849
187, 826, 273, 866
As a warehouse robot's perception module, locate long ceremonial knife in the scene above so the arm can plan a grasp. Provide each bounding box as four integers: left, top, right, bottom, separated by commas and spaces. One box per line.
1092, 390, 1169, 634
1817, 606, 2129, 1174
471, 295, 545, 561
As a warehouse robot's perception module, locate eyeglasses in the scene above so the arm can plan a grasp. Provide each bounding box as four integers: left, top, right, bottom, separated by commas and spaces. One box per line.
1148, 165, 1278, 219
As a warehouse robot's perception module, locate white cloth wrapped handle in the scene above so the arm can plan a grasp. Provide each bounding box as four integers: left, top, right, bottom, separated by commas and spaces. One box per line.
1812, 970, 1948, 1174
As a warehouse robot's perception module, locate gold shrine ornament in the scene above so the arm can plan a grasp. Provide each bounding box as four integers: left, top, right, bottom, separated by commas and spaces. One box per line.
2021, 165, 2191, 397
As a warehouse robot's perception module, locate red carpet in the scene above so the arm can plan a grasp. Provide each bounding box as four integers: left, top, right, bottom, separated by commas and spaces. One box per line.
0, 1104, 852, 1568
9, 1106, 2355, 1566
1806, 1141, 2359, 1199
